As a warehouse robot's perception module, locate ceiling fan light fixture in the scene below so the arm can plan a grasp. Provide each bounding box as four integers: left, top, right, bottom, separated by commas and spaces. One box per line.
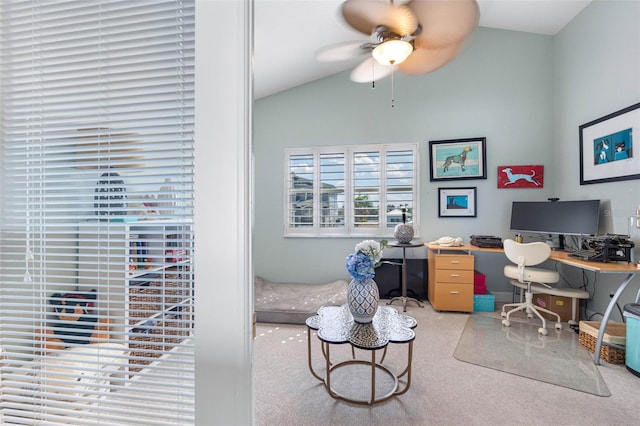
372, 39, 413, 65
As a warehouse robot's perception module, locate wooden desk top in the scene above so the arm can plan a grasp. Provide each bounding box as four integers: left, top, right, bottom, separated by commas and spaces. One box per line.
425, 243, 640, 274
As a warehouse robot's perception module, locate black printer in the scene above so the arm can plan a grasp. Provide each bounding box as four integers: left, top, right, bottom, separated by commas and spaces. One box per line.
470, 235, 503, 248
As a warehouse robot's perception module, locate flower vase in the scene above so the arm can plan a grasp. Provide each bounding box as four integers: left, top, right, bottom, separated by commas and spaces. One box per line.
347, 278, 379, 323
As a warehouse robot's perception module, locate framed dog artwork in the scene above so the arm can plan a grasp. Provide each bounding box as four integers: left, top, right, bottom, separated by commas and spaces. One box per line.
579, 102, 640, 185
429, 137, 487, 181
497, 165, 544, 188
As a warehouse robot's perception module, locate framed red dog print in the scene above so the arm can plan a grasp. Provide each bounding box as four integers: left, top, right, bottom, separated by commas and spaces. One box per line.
497, 165, 544, 188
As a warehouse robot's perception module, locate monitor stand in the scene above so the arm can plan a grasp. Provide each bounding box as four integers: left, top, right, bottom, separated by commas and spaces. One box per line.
558, 234, 565, 250
546, 234, 565, 251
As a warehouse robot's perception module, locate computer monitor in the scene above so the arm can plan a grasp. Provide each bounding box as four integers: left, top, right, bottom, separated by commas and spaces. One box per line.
510, 199, 601, 248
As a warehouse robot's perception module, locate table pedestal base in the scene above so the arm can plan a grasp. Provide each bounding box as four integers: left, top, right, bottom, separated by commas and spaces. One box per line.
385, 241, 425, 312
306, 305, 416, 405
388, 296, 423, 312
307, 329, 413, 405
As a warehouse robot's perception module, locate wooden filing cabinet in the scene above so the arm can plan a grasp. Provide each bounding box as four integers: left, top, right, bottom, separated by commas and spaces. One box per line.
427, 246, 474, 312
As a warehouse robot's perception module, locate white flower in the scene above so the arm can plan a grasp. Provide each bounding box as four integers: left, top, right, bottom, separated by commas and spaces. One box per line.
355, 239, 385, 264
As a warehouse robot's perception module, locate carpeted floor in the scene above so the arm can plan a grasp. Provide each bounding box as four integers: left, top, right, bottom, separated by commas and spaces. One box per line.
253, 300, 640, 425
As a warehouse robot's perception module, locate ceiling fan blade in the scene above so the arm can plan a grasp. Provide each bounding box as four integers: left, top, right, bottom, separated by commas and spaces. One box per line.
350, 57, 392, 83
316, 41, 369, 62
397, 43, 461, 75
342, 0, 418, 36
407, 0, 479, 49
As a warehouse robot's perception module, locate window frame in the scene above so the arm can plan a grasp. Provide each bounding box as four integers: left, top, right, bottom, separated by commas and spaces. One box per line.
284, 143, 419, 238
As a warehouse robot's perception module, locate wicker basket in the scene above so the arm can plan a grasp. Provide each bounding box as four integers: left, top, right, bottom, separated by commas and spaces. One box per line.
578, 321, 626, 364
129, 281, 164, 323
164, 277, 187, 304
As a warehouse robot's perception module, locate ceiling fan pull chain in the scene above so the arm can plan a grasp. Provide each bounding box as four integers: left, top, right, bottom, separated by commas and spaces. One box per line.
371, 58, 375, 89
390, 60, 395, 108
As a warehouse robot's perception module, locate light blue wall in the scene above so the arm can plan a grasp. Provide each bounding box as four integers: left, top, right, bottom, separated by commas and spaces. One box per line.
254, 0, 640, 320
553, 0, 640, 225
255, 27, 555, 288
552, 0, 640, 319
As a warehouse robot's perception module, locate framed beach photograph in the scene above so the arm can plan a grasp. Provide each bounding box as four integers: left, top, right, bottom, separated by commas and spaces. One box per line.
579, 103, 640, 185
429, 137, 487, 181
438, 187, 477, 218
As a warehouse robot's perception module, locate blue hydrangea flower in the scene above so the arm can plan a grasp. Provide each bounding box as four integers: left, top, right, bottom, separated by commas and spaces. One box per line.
345, 252, 375, 282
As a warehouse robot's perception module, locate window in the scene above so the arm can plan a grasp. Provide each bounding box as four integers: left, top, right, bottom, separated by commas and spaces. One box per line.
285, 144, 418, 237
0, 1, 195, 424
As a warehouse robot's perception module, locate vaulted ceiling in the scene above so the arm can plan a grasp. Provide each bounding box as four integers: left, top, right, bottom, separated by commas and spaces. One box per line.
254, 0, 592, 99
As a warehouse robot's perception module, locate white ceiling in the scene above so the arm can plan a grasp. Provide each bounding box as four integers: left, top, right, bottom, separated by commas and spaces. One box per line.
254, 0, 592, 99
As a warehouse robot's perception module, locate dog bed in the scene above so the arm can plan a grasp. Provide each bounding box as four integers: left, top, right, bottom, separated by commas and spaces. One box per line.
254, 276, 348, 324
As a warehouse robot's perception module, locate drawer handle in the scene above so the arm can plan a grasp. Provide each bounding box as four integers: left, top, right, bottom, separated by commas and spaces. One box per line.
450, 274, 460, 277
450, 291, 459, 294
450, 260, 460, 264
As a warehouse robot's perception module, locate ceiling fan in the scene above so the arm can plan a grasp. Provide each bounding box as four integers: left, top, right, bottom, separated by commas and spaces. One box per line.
317, 0, 480, 84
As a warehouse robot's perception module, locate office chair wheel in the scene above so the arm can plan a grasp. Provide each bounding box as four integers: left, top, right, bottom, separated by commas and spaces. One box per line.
502, 319, 511, 327
527, 313, 534, 319
555, 323, 562, 330
538, 327, 548, 336
501, 311, 507, 318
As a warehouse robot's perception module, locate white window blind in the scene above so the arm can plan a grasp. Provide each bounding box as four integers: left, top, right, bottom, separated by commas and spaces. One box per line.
285, 144, 418, 237
0, 1, 195, 425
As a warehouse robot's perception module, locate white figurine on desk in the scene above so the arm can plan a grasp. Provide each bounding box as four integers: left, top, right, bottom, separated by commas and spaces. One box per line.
429, 236, 464, 247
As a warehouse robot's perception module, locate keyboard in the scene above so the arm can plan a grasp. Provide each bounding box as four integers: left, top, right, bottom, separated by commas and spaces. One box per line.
569, 249, 602, 261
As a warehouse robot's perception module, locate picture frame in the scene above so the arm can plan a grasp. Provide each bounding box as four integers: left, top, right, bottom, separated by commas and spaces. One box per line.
497, 165, 544, 188
429, 137, 487, 181
438, 187, 477, 218
579, 103, 640, 185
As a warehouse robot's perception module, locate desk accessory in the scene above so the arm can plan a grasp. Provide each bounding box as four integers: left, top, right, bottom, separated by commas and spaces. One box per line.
429, 236, 463, 247
470, 235, 503, 248
580, 234, 634, 262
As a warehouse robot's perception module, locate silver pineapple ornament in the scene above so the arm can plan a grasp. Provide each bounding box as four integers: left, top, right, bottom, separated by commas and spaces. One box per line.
394, 208, 414, 243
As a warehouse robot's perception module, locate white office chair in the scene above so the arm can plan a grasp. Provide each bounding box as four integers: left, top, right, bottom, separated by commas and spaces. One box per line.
501, 239, 562, 335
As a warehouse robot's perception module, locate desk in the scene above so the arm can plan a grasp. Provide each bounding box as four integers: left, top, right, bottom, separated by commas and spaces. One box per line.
425, 243, 640, 364
386, 240, 424, 312
549, 250, 639, 365
426, 245, 475, 312
306, 304, 416, 405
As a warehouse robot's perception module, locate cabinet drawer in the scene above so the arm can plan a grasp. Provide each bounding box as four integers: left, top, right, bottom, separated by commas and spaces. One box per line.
434, 268, 474, 284
433, 283, 473, 312
434, 255, 474, 270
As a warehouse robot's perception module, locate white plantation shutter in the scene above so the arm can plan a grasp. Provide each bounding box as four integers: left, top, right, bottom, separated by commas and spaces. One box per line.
353, 150, 381, 227
385, 149, 415, 226
319, 152, 346, 228
0, 1, 195, 424
285, 144, 417, 237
